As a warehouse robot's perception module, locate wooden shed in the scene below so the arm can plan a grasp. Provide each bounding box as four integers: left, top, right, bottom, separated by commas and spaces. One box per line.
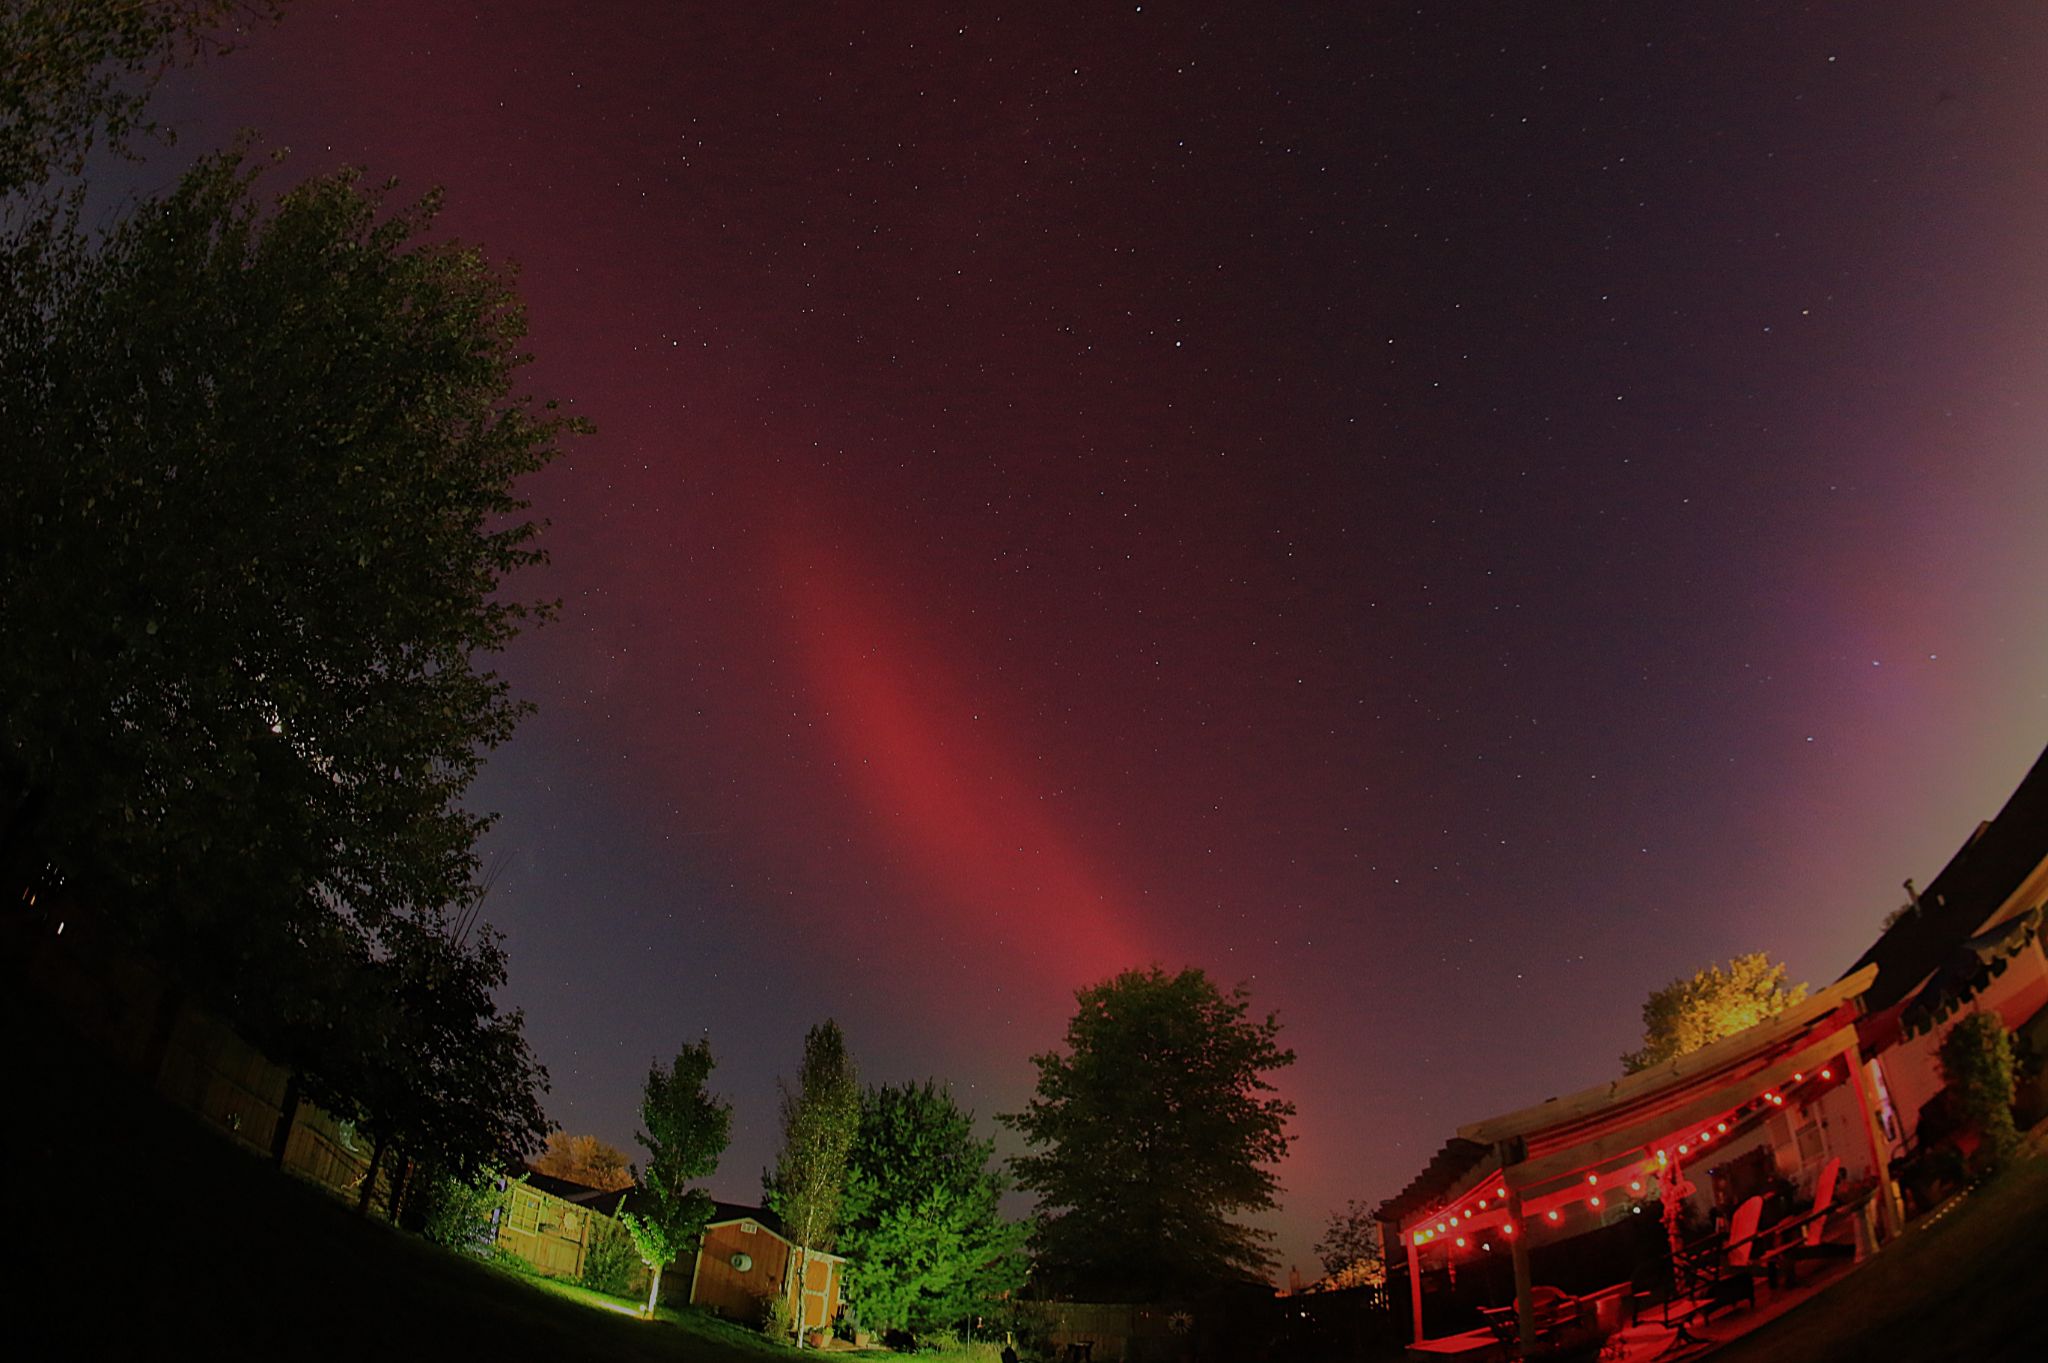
688, 1203, 845, 1334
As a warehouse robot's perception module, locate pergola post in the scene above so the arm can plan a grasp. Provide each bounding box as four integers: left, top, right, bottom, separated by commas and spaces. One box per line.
1406, 1227, 1424, 1342
1506, 1182, 1535, 1352
1845, 1039, 1903, 1238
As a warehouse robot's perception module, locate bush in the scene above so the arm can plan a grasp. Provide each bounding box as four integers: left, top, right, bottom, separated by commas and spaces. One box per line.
1940, 1012, 2020, 1174
581, 1201, 638, 1298
420, 1170, 511, 1256
759, 1290, 795, 1341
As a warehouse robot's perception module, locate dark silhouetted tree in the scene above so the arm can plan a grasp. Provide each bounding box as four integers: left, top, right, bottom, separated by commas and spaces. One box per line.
1003, 966, 1296, 1299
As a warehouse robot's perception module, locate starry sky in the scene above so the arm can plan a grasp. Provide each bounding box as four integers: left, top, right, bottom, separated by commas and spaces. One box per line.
154, 2, 2048, 1277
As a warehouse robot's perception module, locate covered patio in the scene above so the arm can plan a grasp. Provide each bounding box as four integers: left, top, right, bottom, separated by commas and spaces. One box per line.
1378, 966, 1902, 1359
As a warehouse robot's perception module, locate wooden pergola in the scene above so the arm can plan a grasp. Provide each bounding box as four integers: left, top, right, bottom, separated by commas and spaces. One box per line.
1378, 965, 1901, 1352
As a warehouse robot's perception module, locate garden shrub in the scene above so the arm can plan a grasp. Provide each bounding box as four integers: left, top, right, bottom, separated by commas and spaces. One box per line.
759, 1290, 794, 1341
581, 1201, 638, 1298
1940, 1011, 2020, 1174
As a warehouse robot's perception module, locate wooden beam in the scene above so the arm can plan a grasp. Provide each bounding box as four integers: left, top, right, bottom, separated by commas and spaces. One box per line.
1503, 1022, 1860, 1195
1396, 1146, 1503, 1235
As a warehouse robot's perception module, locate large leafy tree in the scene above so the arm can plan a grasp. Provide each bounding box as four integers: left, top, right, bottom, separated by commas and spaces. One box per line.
1622, 953, 1808, 1073
532, 1132, 635, 1192
621, 1041, 732, 1315
839, 1080, 1029, 1335
1, 149, 576, 998
3, 4, 566, 1224
339, 914, 550, 1209
766, 1020, 860, 1344
1002, 966, 1296, 1300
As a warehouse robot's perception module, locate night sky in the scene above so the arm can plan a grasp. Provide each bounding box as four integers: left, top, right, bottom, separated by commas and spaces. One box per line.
154, 2, 2048, 1277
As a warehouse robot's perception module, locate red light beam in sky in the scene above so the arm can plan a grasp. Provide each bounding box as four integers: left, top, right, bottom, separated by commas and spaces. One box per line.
776, 525, 1147, 989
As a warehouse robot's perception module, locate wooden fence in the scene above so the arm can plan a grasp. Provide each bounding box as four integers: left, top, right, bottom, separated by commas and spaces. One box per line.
1017, 1302, 1197, 1363
19, 905, 392, 1212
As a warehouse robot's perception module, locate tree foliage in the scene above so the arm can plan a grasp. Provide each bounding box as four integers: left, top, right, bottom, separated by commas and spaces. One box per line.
1312, 1199, 1384, 1288
1622, 953, 1808, 1074
2, 152, 578, 1146
343, 916, 550, 1181
766, 1019, 862, 1256
839, 1080, 1029, 1334
1, 1, 283, 202
1002, 966, 1296, 1299
622, 1039, 731, 1305
1939, 1011, 2020, 1174
4, 151, 573, 947
4, 5, 566, 1228
532, 1132, 635, 1192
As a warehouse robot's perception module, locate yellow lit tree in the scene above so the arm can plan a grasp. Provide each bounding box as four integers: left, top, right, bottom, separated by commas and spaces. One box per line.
531, 1132, 635, 1192
1622, 953, 1807, 1073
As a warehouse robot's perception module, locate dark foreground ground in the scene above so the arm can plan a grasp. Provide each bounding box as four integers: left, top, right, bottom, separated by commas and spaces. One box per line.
8, 978, 2047, 1363
0, 984, 792, 1363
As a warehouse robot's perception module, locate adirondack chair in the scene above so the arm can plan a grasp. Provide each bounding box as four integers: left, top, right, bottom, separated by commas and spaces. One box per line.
1803, 1158, 1842, 1249
1671, 1195, 1761, 1321
1757, 1157, 1843, 1285
1723, 1195, 1764, 1270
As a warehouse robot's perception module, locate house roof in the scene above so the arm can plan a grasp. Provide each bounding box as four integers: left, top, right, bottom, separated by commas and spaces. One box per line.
1844, 743, 2048, 1012
1378, 966, 1876, 1228
1899, 907, 2044, 1040
521, 1168, 631, 1207
705, 1203, 847, 1261
708, 1201, 786, 1236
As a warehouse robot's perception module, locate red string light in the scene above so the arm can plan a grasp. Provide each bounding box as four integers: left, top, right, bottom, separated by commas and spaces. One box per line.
1412, 1055, 1849, 1252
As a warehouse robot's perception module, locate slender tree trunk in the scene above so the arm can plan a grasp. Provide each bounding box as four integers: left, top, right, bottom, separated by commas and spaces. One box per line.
358, 1136, 385, 1216
272, 1072, 301, 1168
645, 1261, 664, 1318
793, 1243, 808, 1347
387, 1152, 412, 1223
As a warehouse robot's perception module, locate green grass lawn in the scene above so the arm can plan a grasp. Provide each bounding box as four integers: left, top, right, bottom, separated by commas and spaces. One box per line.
1, 990, 800, 1361
1709, 1137, 2048, 1363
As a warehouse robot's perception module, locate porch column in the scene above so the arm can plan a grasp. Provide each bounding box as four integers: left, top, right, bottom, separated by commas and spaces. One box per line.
1406, 1225, 1424, 1343
1844, 1039, 1903, 1238
1506, 1184, 1535, 1352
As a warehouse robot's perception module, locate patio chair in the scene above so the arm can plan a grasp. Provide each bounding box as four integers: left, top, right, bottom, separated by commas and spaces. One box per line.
1660, 1195, 1763, 1350
1757, 1157, 1845, 1285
